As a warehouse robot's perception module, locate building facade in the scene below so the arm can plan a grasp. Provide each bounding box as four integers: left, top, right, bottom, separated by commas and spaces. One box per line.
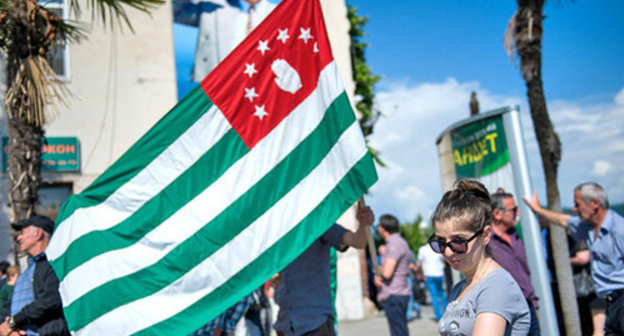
0, 0, 178, 260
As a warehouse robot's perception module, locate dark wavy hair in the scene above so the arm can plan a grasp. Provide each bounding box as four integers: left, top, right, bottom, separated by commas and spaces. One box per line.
432, 179, 493, 234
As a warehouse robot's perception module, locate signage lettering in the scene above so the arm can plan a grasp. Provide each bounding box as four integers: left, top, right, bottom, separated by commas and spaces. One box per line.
2, 137, 80, 172
453, 132, 498, 166
43, 144, 76, 155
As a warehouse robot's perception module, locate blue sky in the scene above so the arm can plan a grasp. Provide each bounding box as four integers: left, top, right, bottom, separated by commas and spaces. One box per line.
173, 0, 624, 223
352, 0, 624, 101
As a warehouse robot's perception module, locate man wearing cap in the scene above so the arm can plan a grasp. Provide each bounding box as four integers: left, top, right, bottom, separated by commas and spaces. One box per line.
0, 215, 69, 336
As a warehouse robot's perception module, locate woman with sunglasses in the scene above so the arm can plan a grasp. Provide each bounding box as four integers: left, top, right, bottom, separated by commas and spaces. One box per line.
430, 179, 530, 336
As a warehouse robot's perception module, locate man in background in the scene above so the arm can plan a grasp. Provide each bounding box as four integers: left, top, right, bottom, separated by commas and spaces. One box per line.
375, 214, 411, 336
524, 182, 624, 335
274, 206, 374, 336
490, 191, 540, 335
0, 216, 69, 336
417, 242, 447, 322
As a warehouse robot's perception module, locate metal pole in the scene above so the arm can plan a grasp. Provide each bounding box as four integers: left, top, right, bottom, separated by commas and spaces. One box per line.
503, 106, 559, 336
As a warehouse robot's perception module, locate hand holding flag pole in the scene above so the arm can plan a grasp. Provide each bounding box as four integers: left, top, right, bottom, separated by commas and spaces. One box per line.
357, 198, 380, 276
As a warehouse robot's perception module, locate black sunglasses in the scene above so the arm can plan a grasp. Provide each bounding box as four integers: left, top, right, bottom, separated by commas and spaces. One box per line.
427, 228, 484, 254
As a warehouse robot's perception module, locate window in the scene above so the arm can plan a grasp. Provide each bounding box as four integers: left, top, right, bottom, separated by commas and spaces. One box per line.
41, 0, 70, 79
36, 182, 72, 221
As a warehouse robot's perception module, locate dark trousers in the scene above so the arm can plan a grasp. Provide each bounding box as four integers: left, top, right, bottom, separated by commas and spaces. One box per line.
382, 295, 410, 336
527, 302, 541, 336
604, 291, 624, 336
277, 316, 335, 336
301, 316, 335, 336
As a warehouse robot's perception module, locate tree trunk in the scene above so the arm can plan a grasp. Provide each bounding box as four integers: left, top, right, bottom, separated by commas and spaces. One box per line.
3, 0, 45, 264
515, 1, 581, 334
5, 82, 44, 264
6, 116, 43, 221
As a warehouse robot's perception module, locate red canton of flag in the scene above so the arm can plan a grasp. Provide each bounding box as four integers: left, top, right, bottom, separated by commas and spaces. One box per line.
202, 0, 334, 149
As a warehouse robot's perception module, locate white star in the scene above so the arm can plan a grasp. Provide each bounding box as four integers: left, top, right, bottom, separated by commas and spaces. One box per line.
257, 40, 270, 55
243, 63, 257, 78
277, 28, 290, 44
298, 27, 313, 44
244, 87, 259, 102
254, 105, 268, 120
313, 42, 319, 53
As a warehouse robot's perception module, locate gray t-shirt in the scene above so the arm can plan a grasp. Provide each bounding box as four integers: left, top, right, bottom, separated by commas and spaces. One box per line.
438, 268, 530, 336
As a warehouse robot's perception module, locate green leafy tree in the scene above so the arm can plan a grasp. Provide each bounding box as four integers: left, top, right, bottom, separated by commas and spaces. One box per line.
347, 6, 384, 166
0, 0, 162, 258
399, 215, 432, 256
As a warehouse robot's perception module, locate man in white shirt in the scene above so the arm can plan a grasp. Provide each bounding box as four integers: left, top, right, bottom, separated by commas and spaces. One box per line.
417, 244, 447, 321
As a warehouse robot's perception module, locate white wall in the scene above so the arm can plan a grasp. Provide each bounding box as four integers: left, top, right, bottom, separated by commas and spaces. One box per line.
321, 0, 366, 321
0, 0, 178, 262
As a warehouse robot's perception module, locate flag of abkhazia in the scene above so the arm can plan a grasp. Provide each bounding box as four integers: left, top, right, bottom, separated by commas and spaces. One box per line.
46, 0, 377, 334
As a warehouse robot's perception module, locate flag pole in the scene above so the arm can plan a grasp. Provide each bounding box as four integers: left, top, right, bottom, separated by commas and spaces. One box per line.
357, 198, 379, 276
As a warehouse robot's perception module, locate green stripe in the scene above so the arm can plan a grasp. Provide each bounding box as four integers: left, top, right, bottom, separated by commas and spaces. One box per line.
55, 85, 213, 225
134, 153, 378, 336
50, 129, 248, 281
64, 92, 357, 330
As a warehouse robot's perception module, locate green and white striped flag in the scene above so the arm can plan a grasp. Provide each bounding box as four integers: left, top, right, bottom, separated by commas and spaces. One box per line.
46, 0, 377, 334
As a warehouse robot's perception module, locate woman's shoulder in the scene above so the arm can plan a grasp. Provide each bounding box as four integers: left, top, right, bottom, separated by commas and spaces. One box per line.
482, 268, 516, 284
474, 269, 529, 324
477, 268, 524, 297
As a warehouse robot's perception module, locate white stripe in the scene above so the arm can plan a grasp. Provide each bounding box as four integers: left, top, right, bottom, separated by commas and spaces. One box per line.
59, 61, 345, 307
76, 120, 368, 335
46, 104, 229, 262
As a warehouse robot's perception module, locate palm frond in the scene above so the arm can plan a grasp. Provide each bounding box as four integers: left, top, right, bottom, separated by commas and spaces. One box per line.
0, 0, 86, 57
5, 55, 71, 126
504, 13, 517, 60
69, 0, 164, 32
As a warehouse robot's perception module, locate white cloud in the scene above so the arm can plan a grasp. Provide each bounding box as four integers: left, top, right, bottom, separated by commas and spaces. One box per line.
615, 87, 624, 106
592, 160, 613, 177
365, 80, 624, 223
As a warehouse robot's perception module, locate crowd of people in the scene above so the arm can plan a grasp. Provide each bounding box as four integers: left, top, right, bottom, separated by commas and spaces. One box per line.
0, 179, 622, 336
360, 179, 623, 336
193, 179, 623, 336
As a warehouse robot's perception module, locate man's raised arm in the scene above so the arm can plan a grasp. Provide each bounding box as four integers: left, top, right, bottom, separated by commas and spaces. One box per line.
523, 191, 571, 228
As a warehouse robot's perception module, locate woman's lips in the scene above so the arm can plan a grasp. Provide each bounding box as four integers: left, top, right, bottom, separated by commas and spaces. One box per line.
448, 258, 461, 265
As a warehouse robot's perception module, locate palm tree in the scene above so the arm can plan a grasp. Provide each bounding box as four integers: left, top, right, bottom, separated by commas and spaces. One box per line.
505, 0, 581, 334
0, 0, 162, 255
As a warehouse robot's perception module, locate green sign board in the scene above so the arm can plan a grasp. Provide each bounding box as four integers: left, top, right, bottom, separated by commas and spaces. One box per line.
2, 136, 80, 172
450, 115, 509, 178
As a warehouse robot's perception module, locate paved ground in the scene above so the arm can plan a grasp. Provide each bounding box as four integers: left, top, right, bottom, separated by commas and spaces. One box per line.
338, 304, 439, 336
